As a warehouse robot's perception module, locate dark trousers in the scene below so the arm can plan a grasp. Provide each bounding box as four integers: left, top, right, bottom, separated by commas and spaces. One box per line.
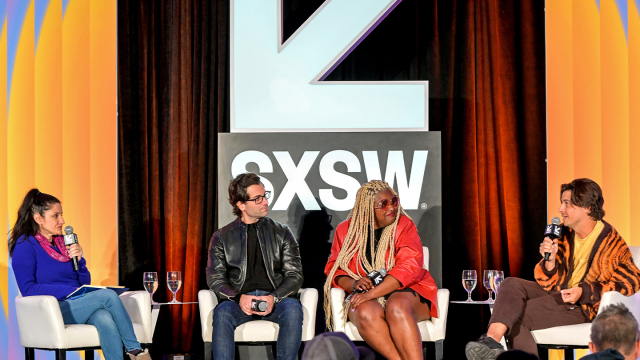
489, 277, 590, 355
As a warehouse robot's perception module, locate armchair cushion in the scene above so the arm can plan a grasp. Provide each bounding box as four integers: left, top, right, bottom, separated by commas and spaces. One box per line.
329, 287, 449, 342
15, 291, 152, 349
198, 288, 318, 343
15, 294, 100, 349
531, 245, 640, 347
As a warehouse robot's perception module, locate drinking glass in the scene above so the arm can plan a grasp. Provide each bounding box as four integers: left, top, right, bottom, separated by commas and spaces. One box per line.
143, 272, 159, 304
167, 271, 182, 304
483, 270, 496, 303
462, 270, 477, 302
491, 271, 505, 299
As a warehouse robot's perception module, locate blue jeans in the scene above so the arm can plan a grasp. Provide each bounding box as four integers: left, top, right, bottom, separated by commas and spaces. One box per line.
211, 290, 303, 360
59, 289, 142, 360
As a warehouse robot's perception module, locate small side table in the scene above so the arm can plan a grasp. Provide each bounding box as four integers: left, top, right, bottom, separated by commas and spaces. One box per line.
151, 302, 198, 337
450, 300, 506, 347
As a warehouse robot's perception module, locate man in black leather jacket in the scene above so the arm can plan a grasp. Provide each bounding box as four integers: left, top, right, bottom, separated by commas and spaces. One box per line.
206, 173, 304, 360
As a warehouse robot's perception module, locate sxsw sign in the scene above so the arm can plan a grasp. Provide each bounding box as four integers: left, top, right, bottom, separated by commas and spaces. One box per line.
232, 150, 429, 211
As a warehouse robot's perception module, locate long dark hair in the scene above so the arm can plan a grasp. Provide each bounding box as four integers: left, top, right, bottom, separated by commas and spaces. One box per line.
9, 189, 60, 257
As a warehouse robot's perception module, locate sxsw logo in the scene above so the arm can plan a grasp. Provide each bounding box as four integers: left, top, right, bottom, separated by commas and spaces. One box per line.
231, 150, 428, 211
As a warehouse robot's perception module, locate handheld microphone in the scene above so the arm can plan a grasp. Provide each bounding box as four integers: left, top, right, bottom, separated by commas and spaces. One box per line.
63, 226, 79, 271
251, 299, 268, 312
543, 217, 562, 261
345, 268, 387, 302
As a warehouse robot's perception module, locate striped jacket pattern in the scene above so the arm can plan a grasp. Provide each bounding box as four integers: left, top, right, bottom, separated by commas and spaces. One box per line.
534, 220, 640, 320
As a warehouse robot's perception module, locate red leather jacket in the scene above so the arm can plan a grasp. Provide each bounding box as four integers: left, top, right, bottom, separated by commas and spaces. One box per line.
325, 215, 438, 318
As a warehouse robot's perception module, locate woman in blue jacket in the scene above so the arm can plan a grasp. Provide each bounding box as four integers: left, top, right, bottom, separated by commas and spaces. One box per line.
9, 189, 151, 360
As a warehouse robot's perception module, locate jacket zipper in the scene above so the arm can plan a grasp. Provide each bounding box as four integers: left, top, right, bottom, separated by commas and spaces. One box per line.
256, 229, 277, 290
237, 226, 248, 291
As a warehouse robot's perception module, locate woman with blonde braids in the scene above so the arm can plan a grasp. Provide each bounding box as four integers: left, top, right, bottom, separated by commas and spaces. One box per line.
324, 180, 438, 360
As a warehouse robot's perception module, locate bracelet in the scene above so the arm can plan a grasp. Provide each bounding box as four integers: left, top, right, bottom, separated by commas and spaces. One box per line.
352, 280, 358, 292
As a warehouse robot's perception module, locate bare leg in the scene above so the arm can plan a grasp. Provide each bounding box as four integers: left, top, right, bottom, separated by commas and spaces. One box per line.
349, 300, 402, 360
487, 322, 508, 343
385, 292, 432, 360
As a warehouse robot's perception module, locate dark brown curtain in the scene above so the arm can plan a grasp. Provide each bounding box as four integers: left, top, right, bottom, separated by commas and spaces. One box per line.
327, 0, 546, 280
117, 0, 545, 357
325, 1, 546, 355
117, 0, 229, 353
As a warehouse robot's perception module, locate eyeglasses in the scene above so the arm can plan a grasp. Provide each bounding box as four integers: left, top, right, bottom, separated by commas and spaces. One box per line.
245, 191, 271, 205
374, 195, 399, 211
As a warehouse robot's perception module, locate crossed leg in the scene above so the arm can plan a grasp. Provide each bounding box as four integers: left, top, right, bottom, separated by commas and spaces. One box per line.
349, 291, 431, 360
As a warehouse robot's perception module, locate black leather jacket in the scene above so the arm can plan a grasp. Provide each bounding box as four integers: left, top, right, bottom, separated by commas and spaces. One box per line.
206, 217, 303, 302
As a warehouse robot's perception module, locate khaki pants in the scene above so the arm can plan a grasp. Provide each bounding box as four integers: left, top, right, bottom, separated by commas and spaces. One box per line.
488, 277, 590, 355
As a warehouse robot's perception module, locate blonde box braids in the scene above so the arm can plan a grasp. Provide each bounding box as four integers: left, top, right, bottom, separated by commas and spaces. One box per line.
323, 180, 408, 331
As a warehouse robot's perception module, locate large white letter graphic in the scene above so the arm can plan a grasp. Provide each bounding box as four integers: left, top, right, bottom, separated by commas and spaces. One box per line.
363, 151, 429, 209
272, 151, 321, 210
318, 150, 362, 211
232, 0, 428, 131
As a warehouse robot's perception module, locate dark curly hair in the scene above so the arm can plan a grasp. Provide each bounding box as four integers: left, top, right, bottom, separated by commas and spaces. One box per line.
228, 173, 264, 217
9, 189, 61, 257
560, 178, 605, 221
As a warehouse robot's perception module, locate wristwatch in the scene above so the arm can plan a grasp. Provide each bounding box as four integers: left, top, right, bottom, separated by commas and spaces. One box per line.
269, 293, 281, 304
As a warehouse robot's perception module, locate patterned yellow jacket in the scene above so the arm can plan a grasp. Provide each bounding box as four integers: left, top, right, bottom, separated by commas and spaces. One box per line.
534, 220, 640, 320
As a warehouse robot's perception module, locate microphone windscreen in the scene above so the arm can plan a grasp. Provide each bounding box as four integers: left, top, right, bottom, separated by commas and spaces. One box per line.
64, 226, 74, 235
551, 217, 561, 225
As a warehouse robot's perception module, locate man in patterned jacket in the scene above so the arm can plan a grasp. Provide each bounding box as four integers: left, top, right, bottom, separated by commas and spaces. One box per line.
466, 178, 640, 360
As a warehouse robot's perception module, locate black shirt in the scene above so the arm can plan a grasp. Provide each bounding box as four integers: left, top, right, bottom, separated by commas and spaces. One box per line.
239, 223, 274, 296
363, 226, 386, 268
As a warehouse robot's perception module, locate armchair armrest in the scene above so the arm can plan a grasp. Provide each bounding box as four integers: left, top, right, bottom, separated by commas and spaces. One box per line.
15, 295, 68, 348
432, 289, 449, 340
120, 291, 152, 343
298, 288, 318, 341
198, 289, 218, 342
330, 288, 347, 332
600, 290, 640, 321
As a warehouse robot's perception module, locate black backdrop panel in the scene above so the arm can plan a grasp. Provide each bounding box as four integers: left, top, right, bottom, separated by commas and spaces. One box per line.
217, 132, 442, 287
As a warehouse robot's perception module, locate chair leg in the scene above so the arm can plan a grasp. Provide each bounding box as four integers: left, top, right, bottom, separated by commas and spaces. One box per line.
204, 342, 212, 360
564, 349, 575, 360
144, 344, 153, 359
24, 348, 34, 360
435, 340, 444, 360
537, 346, 548, 360
85, 349, 94, 360
55, 349, 66, 360
298, 341, 305, 359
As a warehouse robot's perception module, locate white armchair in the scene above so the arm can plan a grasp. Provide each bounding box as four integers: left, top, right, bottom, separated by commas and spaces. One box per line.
531, 246, 640, 353
15, 290, 153, 360
329, 247, 449, 360
198, 288, 318, 360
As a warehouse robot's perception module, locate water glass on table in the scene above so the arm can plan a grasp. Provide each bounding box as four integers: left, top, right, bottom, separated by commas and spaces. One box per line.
167, 271, 182, 304
483, 270, 497, 303
143, 272, 159, 304
462, 270, 477, 302
491, 271, 504, 298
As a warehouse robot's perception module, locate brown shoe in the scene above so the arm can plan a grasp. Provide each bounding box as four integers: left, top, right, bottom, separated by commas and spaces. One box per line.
127, 349, 151, 360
